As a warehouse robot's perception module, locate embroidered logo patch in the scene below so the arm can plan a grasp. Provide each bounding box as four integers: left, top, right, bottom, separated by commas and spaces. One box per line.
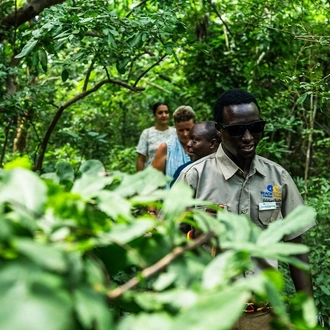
260, 184, 282, 200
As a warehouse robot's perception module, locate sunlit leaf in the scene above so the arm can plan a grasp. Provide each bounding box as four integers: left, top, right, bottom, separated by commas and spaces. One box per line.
117, 167, 167, 198
3, 156, 32, 170
297, 92, 308, 104
153, 272, 177, 291
79, 160, 105, 175
97, 190, 132, 219
162, 181, 196, 219
15, 238, 68, 272
72, 174, 113, 199
0, 168, 47, 213
257, 206, 316, 245
56, 162, 74, 183
15, 39, 38, 59
100, 219, 156, 244
173, 289, 250, 330
202, 251, 251, 289
118, 313, 173, 330
0, 261, 73, 330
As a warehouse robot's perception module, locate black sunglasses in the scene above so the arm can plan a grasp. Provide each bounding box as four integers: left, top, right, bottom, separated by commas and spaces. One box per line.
219, 119, 266, 137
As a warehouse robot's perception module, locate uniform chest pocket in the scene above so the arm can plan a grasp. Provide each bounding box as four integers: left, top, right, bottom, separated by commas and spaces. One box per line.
258, 207, 282, 225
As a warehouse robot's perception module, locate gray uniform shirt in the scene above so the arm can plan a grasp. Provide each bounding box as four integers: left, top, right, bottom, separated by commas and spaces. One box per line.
177, 144, 314, 273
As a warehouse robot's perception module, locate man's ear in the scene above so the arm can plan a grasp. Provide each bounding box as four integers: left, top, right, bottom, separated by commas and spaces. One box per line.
210, 139, 217, 150
215, 123, 222, 137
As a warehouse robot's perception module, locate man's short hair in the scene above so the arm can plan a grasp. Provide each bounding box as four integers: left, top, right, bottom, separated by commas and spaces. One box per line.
213, 88, 260, 124
173, 105, 196, 123
197, 121, 221, 143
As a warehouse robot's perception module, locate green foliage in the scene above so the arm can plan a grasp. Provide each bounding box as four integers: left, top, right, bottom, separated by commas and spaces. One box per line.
0, 159, 321, 329
297, 177, 330, 328
2, 1, 330, 326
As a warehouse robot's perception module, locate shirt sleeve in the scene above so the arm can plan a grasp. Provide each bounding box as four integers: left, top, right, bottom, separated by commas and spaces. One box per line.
176, 165, 199, 192
282, 171, 315, 241
136, 129, 148, 156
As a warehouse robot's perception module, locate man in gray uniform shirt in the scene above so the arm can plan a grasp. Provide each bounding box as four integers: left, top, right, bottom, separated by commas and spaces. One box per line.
176, 88, 314, 330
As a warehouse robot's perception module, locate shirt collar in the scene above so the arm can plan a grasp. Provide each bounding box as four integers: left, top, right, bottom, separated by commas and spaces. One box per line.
216, 144, 266, 180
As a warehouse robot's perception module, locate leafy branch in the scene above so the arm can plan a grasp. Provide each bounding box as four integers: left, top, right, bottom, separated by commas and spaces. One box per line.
133, 54, 167, 87
0, 0, 65, 42
34, 78, 144, 171
107, 231, 214, 301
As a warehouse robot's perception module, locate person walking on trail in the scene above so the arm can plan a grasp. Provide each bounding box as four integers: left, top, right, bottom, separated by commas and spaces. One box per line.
176, 88, 314, 330
153, 105, 196, 180
136, 102, 176, 172
171, 120, 221, 186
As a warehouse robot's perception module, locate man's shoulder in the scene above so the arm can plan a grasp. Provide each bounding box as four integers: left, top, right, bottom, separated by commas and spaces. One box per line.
256, 154, 285, 168
181, 153, 217, 174
255, 155, 290, 175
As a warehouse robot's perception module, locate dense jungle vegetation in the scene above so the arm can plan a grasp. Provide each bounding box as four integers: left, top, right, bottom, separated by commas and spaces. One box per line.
0, 0, 330, 329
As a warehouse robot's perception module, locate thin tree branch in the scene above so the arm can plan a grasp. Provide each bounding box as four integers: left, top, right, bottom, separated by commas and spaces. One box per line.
82, 61, 94, 92
85, 31, 102, 38
107, 231, 214, 301
146, 81, 171, 93
0, 119, 14, 167
126, 0, 148, 18
33, 78, 144, 171
206, 0, 233, 38
158, 73, 180, 88
304, 94, 317, 199
104, 66, 111, 81
0, 0, 65, 42
318, 73, 330, 82
133, 54, 167, 87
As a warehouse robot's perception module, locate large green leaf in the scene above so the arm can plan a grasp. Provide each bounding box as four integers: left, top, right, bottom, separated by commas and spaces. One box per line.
152, 272, 177, 291
72, 174, 113, 199
79, 160, 105, 175
56, 162, 75, 184
162, 181, 196, 219
15, 39, 38, 59
172, 289, 250, 330
100, 218, 156, 244
257, 205, 316, 245
74, 286, 112, 330
116, 167, 168, 198
0, 261, 74, 330
97, 190, 132, 219
202, 250, 251, 289
193, 208, 225, 234
0, 168, 47, 214
118, 313, 173, 330
217, 211, 260, 243
135, 289, 198, 310
15, 238, 68, 272
220, 241, 309, 258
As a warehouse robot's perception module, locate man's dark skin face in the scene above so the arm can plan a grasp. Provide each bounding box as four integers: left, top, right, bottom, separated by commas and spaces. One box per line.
219, 102, 263, 173
187, 124, 216, 161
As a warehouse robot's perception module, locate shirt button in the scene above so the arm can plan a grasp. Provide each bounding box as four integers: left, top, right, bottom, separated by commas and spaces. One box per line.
241, 208, 248, 214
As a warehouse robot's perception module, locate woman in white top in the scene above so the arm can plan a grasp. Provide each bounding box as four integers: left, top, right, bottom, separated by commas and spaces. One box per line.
136, 102, 176, 171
